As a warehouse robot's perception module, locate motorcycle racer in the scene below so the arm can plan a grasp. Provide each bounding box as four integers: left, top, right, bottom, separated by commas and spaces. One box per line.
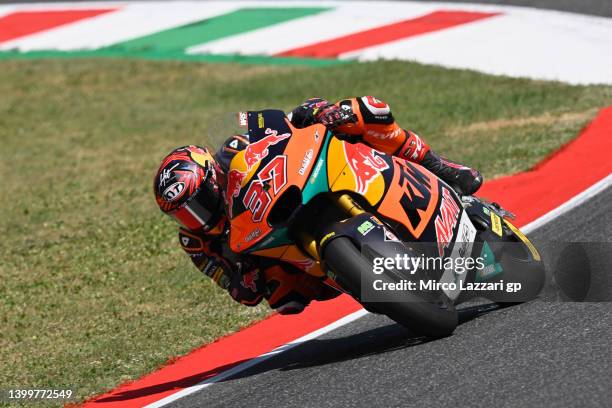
154, 96, 483, 314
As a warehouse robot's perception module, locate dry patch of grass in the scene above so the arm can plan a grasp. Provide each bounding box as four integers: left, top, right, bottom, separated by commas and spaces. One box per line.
447, 107, 599, 134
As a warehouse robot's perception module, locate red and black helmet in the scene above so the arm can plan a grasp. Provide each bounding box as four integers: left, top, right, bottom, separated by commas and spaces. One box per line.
154, 146, 225, 233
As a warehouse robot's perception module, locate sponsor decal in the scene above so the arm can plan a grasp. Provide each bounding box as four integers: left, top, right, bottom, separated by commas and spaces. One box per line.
241, 270, 259, 292
343, 142, 390, 194
504, 220, 541, 261
435, 187, 461, 257
392, 160, 435, 238
227, 169, 247, 217
440, 157, 468, 170
227, 128, 291, 215
482, 206, 490, 215
244, 228, 261, 242
361, 96, 390, 116
490, 212, 503, 237
238, 111, 248, 127
162, 182, 185, 202
456, 218, 473, 258
310, 159, 324, 183
319, 231, 336, 247
158, 162, 179, 187
365, 127, 402, 140
383, 227, 399, 242
256, 235, 276, 248
357, 220, 375, 236
401, 131, 425, 161
299, 149, 314, 176
257, 112, 264, 129
244, 128, 291, 167
370, 216, 383, 225
179, 230, 205, 252
437, 211, 477, 300
476, 241, 503, 281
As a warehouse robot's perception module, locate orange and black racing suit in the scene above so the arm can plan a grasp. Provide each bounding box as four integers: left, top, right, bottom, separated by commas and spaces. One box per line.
179, 96, 483, 314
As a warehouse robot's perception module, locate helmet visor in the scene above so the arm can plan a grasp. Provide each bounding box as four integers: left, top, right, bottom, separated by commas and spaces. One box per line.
169, 182, 221, 231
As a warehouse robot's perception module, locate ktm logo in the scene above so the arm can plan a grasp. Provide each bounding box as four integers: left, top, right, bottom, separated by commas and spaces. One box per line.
162, 182, 185, 202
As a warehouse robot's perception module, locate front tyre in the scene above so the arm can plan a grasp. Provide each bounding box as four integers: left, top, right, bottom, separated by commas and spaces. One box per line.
323, 237, 458, 338
482, 219, 545, 304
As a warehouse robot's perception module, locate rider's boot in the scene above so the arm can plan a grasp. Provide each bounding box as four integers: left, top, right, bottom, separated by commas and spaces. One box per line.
420, 150, 483, 196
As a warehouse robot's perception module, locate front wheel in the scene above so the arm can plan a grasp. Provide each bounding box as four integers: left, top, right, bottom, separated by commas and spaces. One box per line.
323, 237, 458, 338
475, 219, 545, 304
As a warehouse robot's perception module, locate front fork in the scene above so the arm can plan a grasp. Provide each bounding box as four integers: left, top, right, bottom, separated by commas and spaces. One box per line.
297, 193, 366, 261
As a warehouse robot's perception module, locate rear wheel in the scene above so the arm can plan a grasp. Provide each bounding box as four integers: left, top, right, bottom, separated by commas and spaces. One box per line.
323, 237, 458, 338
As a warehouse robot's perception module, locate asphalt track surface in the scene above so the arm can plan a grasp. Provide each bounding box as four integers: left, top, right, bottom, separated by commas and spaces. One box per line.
163, 183, 612, 408
0, 0, 610, 18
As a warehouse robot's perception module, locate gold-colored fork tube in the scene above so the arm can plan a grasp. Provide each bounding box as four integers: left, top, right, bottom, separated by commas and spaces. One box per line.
298, 231, 320, 261
296, 194, 362, 262
336, 193, 365, 216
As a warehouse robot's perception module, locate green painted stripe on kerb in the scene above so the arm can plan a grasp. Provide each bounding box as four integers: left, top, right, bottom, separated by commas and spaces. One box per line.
0, 49, 350, 67
108, 7, 330, 52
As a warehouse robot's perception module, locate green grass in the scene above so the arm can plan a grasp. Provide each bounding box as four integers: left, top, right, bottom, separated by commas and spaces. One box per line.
0, 58, 610, 404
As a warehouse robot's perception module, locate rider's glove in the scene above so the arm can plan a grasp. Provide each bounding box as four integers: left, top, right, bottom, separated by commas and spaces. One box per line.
199, 242, 265, 305
227, 266, 265, 306
201, 257, 232, 289
314, 104, 357, 128
289, 98, 356, 129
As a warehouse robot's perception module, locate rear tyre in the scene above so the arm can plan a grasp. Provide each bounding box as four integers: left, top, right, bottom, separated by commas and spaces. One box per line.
323, 237, 458, 338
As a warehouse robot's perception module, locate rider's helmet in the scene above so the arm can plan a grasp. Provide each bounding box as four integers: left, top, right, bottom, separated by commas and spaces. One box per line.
154, 145, 225, 233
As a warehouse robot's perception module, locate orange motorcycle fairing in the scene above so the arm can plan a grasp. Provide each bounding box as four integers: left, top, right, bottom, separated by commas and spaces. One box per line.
252, 245, 325, 277
327, 137, 389, 206
326, 135, 439, 241
228, 114, 327, 253
376, 158, 439, 240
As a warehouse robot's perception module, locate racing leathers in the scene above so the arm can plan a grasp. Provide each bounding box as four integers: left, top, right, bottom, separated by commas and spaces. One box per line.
179, 96, 483, 314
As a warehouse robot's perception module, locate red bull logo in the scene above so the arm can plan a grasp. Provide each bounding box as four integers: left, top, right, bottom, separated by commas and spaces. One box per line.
343, 142, 390, 194
240, 270, 259, 293
226, 169, 247, 217
243, 128, 291, 167
226, 127, 291, 217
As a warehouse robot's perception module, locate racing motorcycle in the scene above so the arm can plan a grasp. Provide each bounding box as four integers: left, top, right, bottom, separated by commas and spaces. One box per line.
225, 110, 545, 337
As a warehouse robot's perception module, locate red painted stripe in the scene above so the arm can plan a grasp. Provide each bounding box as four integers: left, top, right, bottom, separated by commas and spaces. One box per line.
81, 295, 362, 407
82, 107, 612, 407
0, 9, 116, 44
277, 10, 500, 58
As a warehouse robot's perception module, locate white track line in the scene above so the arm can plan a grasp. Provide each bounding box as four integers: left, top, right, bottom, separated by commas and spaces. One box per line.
145, 173, 611, 407
144, 309, 369, 408
522, 173, 612, 234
